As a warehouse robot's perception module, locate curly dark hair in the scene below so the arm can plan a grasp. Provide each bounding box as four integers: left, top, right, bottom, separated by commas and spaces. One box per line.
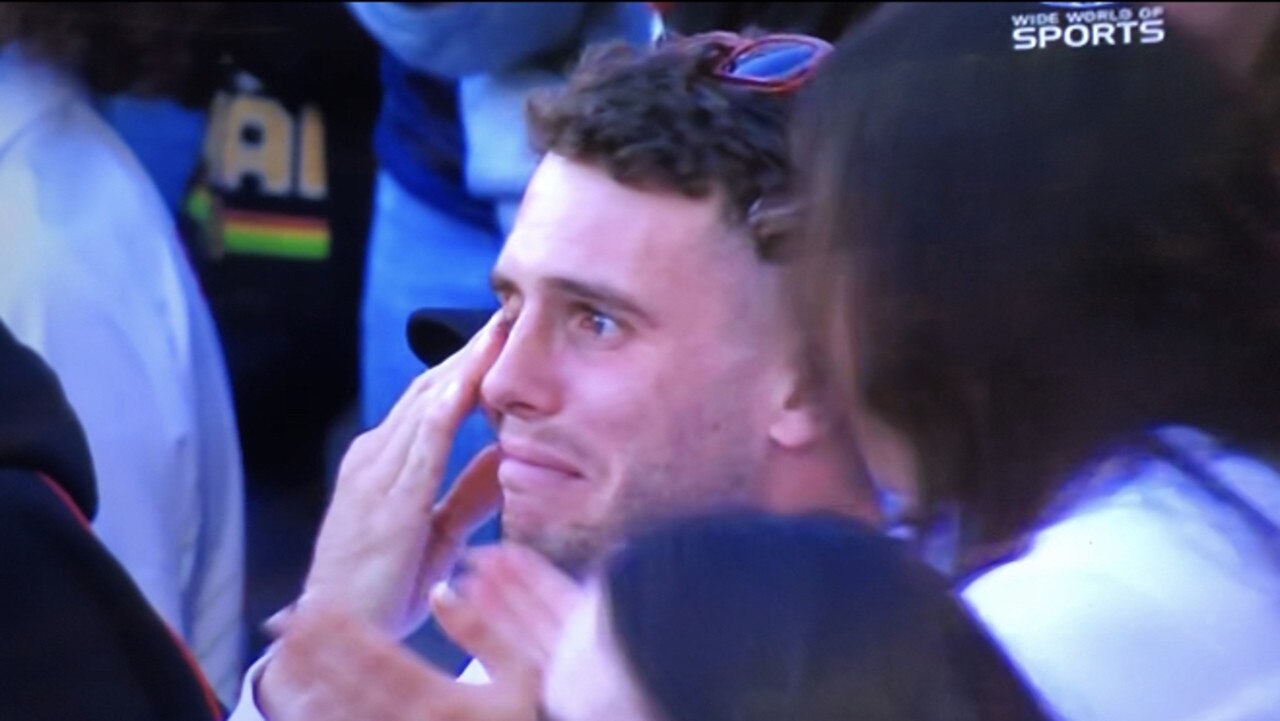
526, 34, 803, 260
0, 2, 228, 104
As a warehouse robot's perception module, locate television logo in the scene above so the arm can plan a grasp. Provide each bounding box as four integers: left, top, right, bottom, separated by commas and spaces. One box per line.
1012, 3, 1165, 51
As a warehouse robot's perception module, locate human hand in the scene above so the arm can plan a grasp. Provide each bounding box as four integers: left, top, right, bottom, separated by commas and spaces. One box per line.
259, 544, 583, 721
432, 543, 584, 672
291, 315, 507, 638
260, 603, 535, 721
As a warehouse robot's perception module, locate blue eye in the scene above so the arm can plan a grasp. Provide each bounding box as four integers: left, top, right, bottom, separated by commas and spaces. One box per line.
577, 308, 622, 339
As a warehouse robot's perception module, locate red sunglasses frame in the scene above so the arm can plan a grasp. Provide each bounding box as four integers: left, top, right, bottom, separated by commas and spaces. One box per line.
706, 33, 835, 95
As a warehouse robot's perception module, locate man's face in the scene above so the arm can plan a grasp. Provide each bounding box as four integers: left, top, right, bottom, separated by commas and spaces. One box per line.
482, 154, 793, 573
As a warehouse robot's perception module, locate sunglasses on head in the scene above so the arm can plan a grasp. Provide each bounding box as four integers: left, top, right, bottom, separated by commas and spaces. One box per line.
700, 32, 834, 94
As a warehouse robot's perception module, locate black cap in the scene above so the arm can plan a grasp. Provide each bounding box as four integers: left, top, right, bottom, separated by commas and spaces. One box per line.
405, 307, 495, 367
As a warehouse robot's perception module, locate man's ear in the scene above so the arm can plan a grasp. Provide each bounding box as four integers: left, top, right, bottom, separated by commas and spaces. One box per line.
767, 371, 830, 450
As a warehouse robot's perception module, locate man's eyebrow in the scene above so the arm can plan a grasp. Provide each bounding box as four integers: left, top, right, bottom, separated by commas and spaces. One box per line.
490, 270, 656, 325
490, 269, 517, 297
546, 277, 654, 325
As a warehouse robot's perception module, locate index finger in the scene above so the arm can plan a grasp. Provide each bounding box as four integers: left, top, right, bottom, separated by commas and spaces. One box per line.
387, 318, 507, 500
381, 311, 506, 433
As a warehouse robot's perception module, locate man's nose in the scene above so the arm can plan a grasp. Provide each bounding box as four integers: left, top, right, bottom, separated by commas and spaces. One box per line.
480, 313, 561, 421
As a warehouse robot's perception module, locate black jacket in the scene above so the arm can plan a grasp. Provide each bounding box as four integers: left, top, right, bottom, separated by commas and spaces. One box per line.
0, 320, 223, 720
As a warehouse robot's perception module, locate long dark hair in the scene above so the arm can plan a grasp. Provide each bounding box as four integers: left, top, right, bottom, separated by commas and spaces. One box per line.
603, 512, 1050, 721
790, 3, 1280, 568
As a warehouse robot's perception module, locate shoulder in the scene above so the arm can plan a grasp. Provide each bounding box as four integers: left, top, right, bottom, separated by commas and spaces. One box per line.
0, 467, 90, 542
0, 56, 170, 255
961, 481, 1177, 681
1, 96, 167, 236
962, 453, 1280, 721
966, 443, 1280, 611
0, 466, 118, 623
0, 467, 223, 720
0, 65, 179, 322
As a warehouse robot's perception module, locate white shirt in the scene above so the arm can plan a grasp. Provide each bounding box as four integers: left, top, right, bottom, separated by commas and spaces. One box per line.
964, 428, 1280, 721
0, 48, 245, 704
230, 643, 489, 721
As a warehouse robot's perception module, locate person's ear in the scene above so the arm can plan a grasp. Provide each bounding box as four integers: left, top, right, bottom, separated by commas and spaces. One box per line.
767, 371, 829, 450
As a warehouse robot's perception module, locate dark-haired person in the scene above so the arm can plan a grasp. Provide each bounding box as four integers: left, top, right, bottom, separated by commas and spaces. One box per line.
347, 2, 655, 668
0, 318, 223, 721
790, 4, 1280, 720
231, 31, 879, 721
543, 512, 1050, 721
0, 3, 245, 703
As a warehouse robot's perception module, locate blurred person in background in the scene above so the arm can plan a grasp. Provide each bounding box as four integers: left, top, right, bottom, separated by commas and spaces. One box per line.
790, 4, 1280, 719
0, 2, 244, 703
173, 2, 383, 662
179, 3, 381, 492
0, 319, 223, 720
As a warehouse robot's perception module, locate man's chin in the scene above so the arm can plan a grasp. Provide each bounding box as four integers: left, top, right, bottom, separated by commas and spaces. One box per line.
500, 524, 604, 579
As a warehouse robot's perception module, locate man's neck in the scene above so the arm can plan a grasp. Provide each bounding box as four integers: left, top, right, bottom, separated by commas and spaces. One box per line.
759, 444, 882, 527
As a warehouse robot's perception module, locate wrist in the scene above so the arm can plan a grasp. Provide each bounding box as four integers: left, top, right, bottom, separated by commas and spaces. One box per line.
251, 647, 284, 721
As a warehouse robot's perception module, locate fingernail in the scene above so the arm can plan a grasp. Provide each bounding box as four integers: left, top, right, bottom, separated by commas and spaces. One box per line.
429, 581, 457, 608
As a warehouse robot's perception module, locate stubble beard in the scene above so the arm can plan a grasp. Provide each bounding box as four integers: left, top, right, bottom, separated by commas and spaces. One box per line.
503, 451, 760, 578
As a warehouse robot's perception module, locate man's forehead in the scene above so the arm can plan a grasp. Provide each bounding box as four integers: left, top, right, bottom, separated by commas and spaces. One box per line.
498, 154, 752, 293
